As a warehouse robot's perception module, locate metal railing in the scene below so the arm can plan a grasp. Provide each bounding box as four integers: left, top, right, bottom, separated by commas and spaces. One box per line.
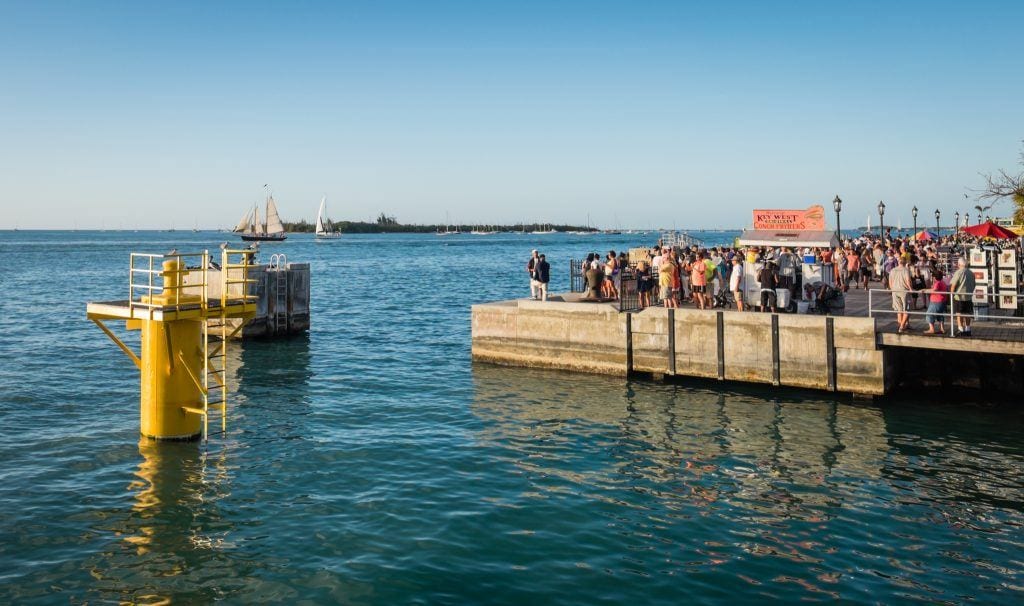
569, 259, 585, 293
618, 266, 663, 312
219, 248, 260, 309
129, 251, 210, 314
660, 230, 704, 249
868, 287, 1024, 338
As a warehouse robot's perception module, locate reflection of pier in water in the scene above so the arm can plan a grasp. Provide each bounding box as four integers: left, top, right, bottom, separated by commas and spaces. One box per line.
470, 365, 889, 521
82, 337, 314, 603
84, 438, 236, 603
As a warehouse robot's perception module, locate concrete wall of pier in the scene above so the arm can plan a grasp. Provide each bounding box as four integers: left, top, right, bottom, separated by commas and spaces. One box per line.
472, 300, 891, 395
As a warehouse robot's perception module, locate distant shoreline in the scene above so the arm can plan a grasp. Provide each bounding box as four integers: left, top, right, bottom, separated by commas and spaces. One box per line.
281, 220, 600, 234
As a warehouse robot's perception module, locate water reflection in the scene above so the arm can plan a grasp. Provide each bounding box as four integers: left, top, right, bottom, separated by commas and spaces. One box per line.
231, 335, 315, 440
470, 364, 888, 522
469, 365, 1024, 601
86, 438, 235, 604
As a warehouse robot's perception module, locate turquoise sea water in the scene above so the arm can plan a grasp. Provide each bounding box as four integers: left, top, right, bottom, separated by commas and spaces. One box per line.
1, 230, 1022, 604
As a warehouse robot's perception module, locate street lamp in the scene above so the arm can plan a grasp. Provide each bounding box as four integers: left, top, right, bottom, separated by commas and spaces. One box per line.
832, 195, 842, 240
877, 200, 886, 239
934, 209, 941, 237
977, 211, 982, 225
912, 206, 918, 235
955, 211, 960, 234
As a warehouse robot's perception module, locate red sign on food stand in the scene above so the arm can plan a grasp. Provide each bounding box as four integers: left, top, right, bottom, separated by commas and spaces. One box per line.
752, 205, 826, 230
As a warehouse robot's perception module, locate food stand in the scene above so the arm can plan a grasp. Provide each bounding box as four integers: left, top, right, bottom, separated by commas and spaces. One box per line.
736, 229, 840, 311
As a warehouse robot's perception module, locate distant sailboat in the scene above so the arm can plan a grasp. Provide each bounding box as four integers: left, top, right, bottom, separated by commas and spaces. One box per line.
315, 195, 341, 239
235, 195, 287, 241
436, 212, 460, 236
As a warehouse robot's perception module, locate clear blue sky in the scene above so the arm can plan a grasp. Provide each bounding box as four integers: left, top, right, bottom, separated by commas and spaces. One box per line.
1, 1, 1021, 229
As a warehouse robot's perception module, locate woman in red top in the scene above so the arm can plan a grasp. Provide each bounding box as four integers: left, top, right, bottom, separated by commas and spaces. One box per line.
925, 270, 949, 334
846, 252, 860, 291
690, 254, 708, 309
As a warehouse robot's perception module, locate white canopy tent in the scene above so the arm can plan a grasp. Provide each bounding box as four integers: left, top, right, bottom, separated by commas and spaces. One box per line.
737, 229, 839, 248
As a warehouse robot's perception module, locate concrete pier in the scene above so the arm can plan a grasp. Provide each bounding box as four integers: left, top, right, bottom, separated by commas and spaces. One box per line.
185, 261, 310, 338
472, 295, 891, 396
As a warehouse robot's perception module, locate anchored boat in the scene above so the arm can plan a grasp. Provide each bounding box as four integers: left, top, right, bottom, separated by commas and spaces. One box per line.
235, 195, 287, 241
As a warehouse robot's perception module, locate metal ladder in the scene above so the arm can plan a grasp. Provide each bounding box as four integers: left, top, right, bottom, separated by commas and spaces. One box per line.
181, 248, 256, 440
270, 253, 288, 335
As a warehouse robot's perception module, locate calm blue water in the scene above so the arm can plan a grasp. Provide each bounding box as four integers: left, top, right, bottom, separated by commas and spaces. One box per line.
1, 230, 1022, 605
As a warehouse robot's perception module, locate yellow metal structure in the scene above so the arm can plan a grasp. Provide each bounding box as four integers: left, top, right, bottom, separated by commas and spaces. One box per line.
87, 249, 258, 440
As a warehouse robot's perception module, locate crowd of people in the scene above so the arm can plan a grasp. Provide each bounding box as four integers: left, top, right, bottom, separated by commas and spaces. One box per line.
530, 229, 1023, 338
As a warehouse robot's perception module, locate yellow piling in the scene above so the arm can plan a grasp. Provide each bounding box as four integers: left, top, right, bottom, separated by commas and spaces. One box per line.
87, 249, 257, 441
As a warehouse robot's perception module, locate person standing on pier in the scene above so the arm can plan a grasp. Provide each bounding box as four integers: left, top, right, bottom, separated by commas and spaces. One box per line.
846, 249, 860, 290
925, 270, 949, 334
777, 247, 797, 299
660, 252, 678, 308
859, 247, 873, 289
535, 254, 550, 302
889, 256, 913, 333
950, 257, 975, 337
729, 256, 745, 311
692, 250, 708, 307
757, 261, 779, 313
527, 250, 540, 300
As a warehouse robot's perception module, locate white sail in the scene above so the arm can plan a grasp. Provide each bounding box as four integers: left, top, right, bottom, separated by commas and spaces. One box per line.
234, 208, 252, 233
254, 204, 264, 235
866, 214, 871, 232
315, 196, 327, 235
265, 196, 284, 235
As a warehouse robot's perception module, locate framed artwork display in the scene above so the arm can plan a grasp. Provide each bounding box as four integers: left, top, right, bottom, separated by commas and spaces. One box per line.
969, 249, 987, 267
971, 269, 988, 284
998, 269, 1017, 289
1000, 294, 1018, 310
971, 286, 989, 305
998, 249, 1017, 268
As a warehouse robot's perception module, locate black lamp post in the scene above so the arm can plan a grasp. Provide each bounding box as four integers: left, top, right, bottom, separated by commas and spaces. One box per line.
912, 206, 918, 235
833, 195, 842, 240
934, 209, 941, 237
877, 200, 886, 239
954, 211, 960, 240
977, 211, 982, 225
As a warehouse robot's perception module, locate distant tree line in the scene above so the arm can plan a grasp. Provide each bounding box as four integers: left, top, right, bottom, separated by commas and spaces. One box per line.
281, 217, 598, 234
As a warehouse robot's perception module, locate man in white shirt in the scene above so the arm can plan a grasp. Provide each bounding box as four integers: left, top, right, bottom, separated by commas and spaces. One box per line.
729, 256, 745, 311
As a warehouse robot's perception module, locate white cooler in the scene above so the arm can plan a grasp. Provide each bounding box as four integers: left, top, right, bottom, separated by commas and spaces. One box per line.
775, 288, 791, 310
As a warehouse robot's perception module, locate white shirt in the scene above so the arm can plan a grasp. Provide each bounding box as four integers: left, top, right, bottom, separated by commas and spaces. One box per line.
729, 263, 744, 291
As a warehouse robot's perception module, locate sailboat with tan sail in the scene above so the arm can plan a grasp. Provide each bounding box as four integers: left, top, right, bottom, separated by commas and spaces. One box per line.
234, 194, 287, 241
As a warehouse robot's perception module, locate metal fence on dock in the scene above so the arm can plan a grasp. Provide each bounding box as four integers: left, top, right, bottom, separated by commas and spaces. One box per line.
868, 287, 1024, 338
571, 258, 663, 312
569, 259, 585, 294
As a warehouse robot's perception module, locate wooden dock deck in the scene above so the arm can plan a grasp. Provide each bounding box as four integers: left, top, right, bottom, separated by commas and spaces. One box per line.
842, 287, 1024, 355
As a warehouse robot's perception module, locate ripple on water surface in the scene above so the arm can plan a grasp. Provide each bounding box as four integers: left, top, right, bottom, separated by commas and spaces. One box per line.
1, 231, 1023, 604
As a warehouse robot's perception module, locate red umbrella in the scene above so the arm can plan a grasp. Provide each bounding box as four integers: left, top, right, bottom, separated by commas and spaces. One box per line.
960, 221, 1019, 239
913, 229, 936, 241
